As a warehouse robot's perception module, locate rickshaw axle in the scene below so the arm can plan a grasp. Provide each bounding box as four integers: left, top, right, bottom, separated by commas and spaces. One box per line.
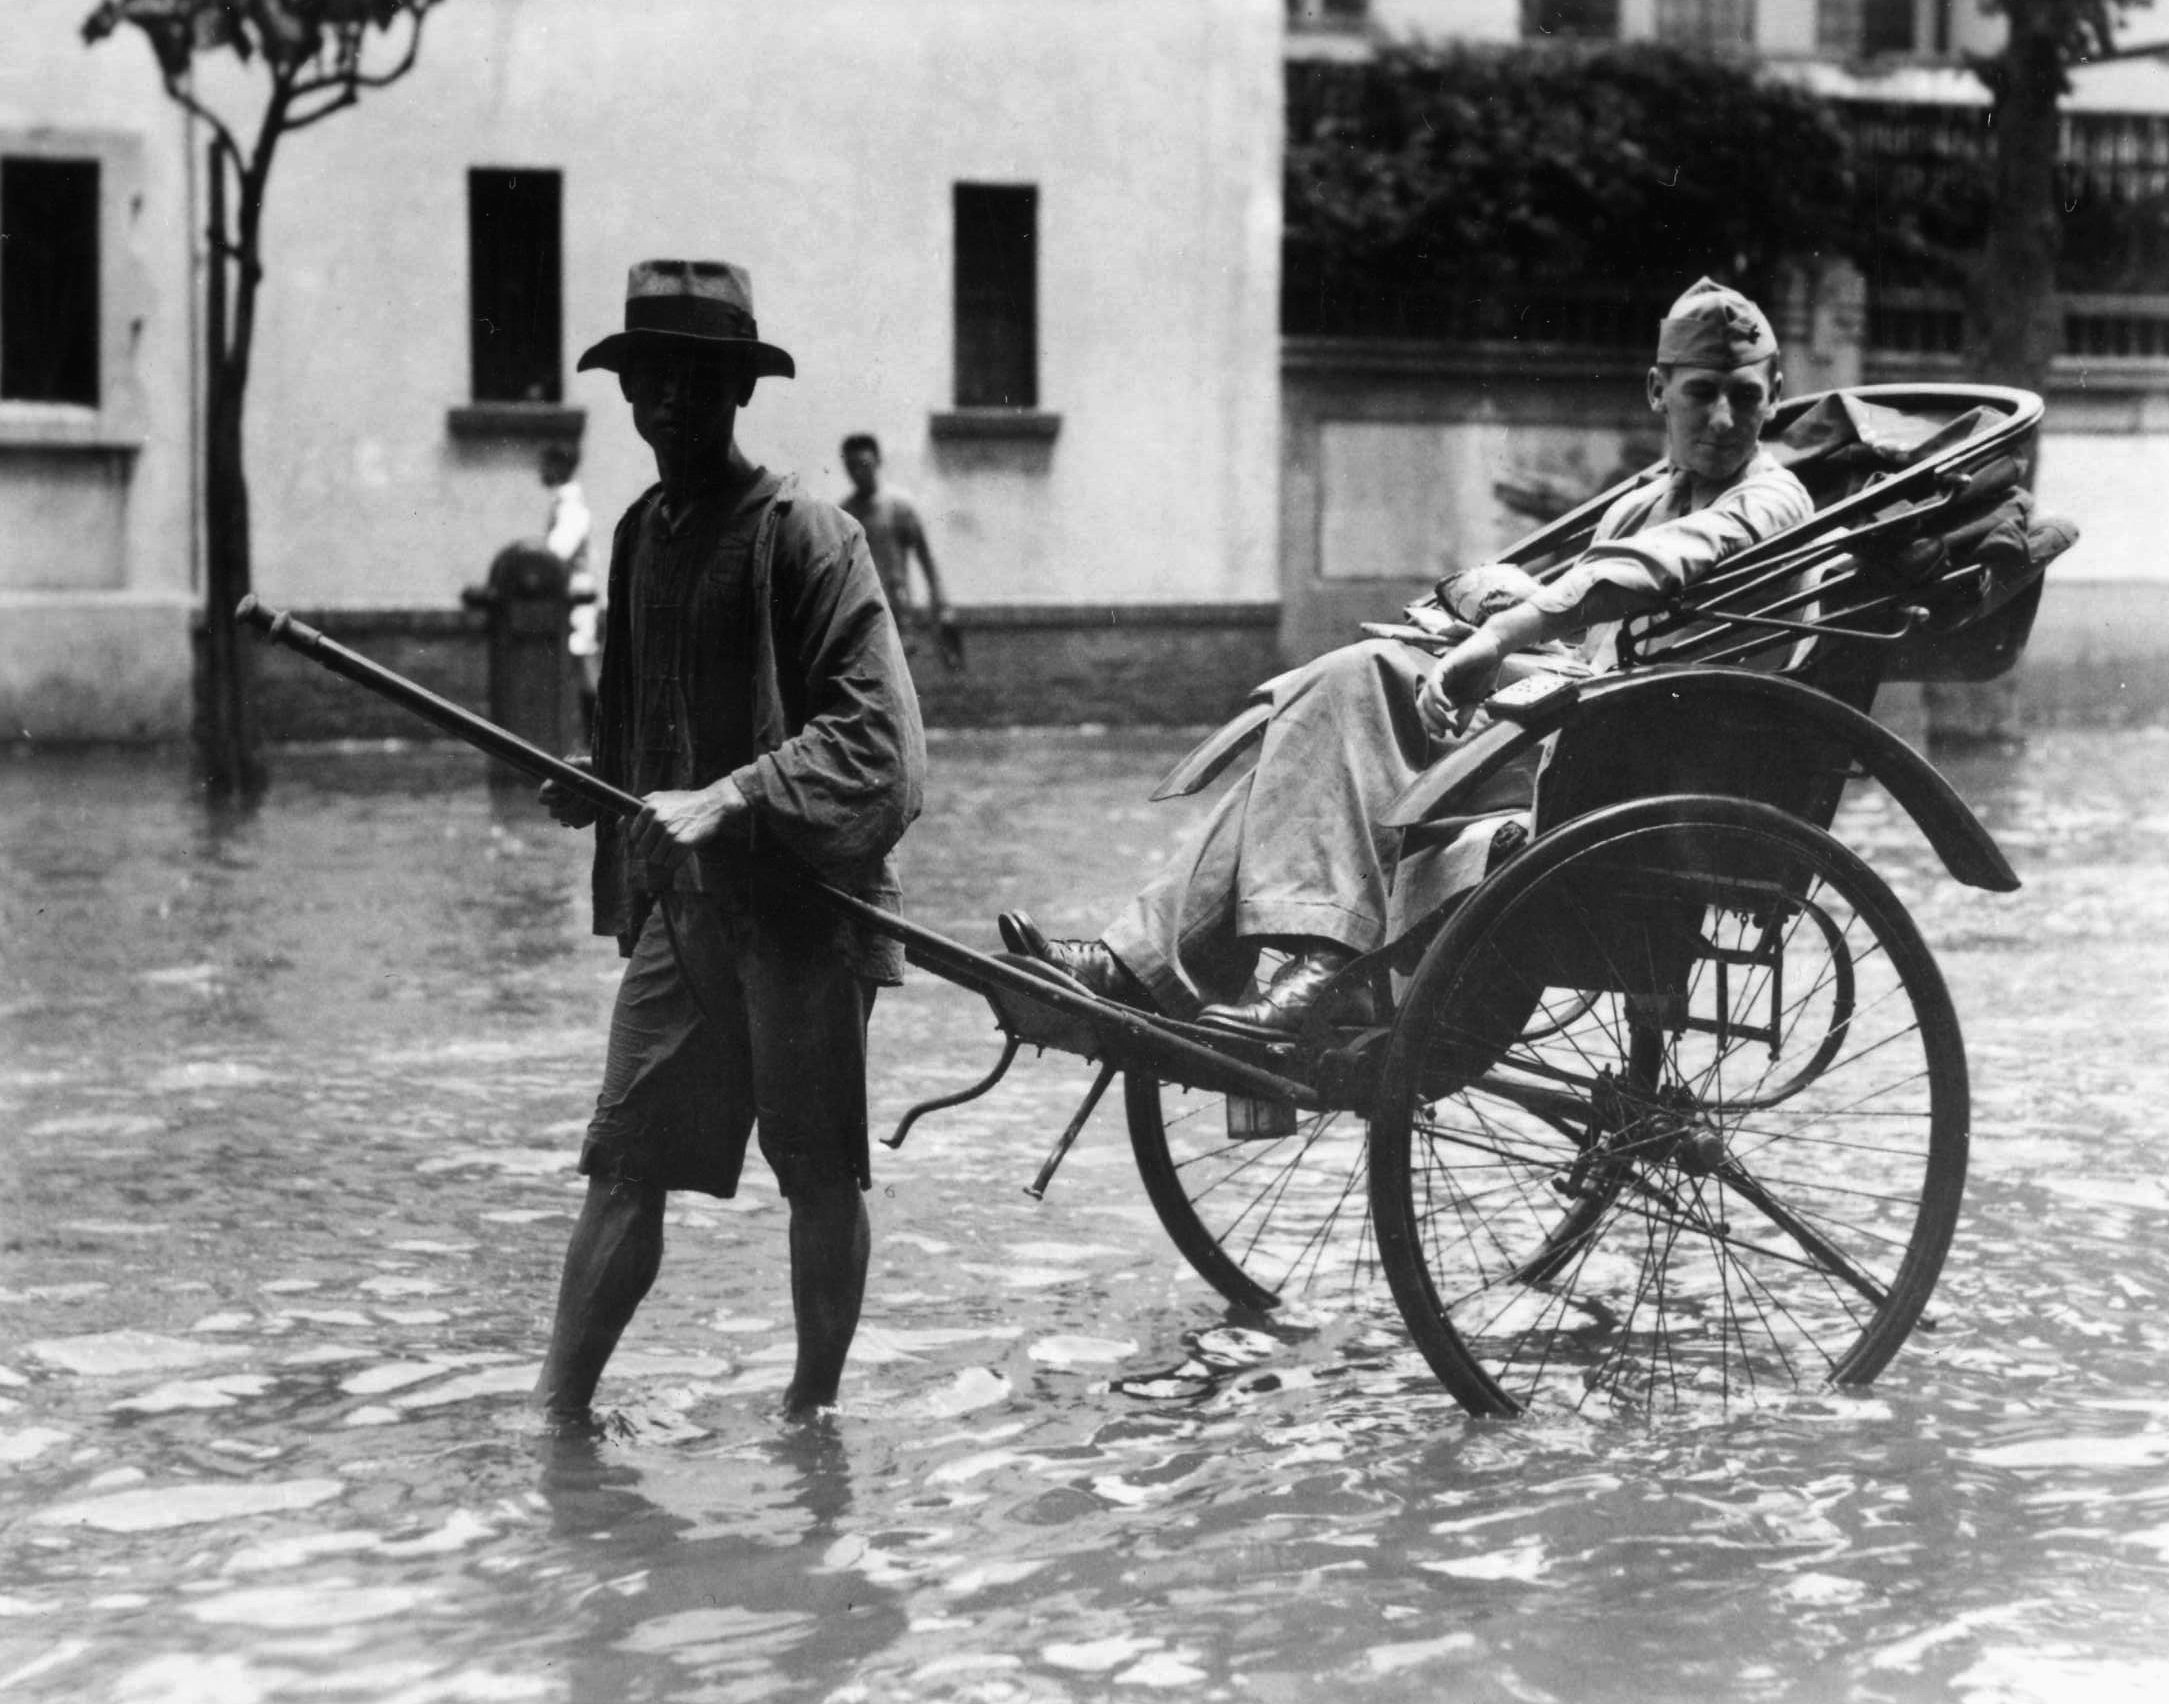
1553, 1072, 1729, 1203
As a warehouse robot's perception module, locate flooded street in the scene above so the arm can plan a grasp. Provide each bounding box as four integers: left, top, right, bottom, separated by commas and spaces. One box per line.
5, 726, 2169, 1703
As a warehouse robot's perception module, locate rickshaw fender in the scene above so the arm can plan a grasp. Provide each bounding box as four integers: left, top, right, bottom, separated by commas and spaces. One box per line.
1382, 668, 2020, 893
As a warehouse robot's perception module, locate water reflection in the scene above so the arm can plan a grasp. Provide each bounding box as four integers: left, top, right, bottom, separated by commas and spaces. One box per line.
531, 1425, 897, 1700
4, 732, 2169, 1700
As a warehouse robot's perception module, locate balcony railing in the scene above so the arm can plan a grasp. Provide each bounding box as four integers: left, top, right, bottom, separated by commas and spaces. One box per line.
1870, 286, 2169, 363
1282, 270, 1679, 348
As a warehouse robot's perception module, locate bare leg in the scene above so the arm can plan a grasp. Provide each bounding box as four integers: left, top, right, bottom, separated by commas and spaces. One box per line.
782, 1181, 870, 1418
533, 1174, 667, 1419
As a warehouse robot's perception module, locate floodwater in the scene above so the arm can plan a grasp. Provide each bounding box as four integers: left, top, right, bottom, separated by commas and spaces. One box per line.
3, 726, 2168, 1703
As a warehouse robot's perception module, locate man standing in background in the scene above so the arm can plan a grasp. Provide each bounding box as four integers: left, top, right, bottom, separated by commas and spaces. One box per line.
841, 434, 964, 671
539, 442, 599, 741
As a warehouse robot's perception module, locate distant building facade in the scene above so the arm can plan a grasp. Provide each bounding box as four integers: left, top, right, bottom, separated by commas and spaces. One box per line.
1301, 0, 2022, 57
1, 0, 1285, 739
1281, 0, 2169, 717
9, 0, 2163, 741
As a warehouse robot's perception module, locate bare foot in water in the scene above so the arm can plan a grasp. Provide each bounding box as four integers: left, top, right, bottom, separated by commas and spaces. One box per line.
781, 1384, 840, 1426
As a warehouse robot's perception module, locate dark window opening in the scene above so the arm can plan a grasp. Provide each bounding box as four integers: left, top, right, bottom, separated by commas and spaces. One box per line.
1820, 0, 1918, 56
953, 184, 1038, 409
1, 156, 101, 406
1287, 0, 1369, 25
1861, 0, 1917, 55
468, 168, 562, 404
1523, 0, 1621, 38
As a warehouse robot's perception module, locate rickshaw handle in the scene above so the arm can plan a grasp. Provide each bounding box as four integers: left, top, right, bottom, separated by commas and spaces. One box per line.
236, 594, 641, 819
234, 596, 1325, 1107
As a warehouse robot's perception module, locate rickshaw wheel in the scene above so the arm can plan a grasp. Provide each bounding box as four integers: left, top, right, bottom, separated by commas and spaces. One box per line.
1369, 794, 1969, 1419
1126, 1073, 1380, 1314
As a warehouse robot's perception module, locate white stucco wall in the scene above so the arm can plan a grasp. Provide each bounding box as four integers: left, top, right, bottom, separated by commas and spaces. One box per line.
1, 3, 198, 736
1369, 0, 1521, 42
2, 0, 1283, 735
214, 0, 1282, 614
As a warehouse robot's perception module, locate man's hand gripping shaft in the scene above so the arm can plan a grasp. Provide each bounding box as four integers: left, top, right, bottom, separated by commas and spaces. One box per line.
542, 761, 751, 872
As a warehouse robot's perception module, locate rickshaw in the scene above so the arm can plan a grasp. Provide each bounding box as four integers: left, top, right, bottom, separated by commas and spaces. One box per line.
241, 381, 2070, 1420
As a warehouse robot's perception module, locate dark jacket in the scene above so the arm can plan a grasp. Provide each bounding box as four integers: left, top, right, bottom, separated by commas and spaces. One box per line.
589, 470, 926, 982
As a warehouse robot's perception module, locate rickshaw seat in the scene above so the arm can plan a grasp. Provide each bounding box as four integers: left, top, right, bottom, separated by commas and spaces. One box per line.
1616, 386, 2074, 696
1158, 384, 2072, 858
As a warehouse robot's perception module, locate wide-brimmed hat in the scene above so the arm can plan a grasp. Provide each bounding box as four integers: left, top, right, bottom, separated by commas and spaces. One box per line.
576, 259, 796, 379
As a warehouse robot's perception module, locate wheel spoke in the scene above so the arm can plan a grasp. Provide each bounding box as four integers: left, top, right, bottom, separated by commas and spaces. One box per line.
1369, 798, 1967, 1417
1131, 1078, 1380, 1313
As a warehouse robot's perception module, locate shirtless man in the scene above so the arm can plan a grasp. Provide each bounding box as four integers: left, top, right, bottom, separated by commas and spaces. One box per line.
841, 434, 962, 670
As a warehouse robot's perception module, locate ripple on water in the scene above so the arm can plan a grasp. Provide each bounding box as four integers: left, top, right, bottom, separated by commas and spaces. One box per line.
21, 1114, 166, 1141
1969, 1431, 2169, 1470
851, 1324, 1023, 1364
109, 1374, 273, 1413
391, 1365, 538, 1411
187, 1581, 435, 1630
1029, 1334, 1138, 1367
26, 1331, 249, 1378
863, 1367, 1014, 1420
0, 1426, 71, 1464
34, 1478, 346, 1532
1952, 1646, 2169, 1703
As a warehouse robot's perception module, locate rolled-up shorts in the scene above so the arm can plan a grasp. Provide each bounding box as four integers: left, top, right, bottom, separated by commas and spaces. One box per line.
580, 890, 874, 1199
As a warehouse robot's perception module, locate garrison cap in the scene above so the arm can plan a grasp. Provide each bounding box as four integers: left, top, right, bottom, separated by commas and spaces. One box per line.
1655, 277, 1779, 371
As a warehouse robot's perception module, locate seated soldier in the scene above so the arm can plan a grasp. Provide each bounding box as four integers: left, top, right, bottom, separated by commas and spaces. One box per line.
1001, 278, 1816, 1038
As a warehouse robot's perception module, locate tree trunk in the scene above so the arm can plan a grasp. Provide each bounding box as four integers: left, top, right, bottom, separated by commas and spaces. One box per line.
1934, 8, 2067, 749
198, 362, 264, 797
195, 142, 266, 798
1967, 15, 2065, 399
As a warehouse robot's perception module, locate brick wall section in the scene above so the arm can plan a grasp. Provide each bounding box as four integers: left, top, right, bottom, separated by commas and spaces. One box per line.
245, 603, 1284, 742
909, 605, 1281, 727
246, 610, 491, 743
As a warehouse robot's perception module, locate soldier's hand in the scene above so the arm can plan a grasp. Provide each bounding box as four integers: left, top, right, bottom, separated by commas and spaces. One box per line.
539, 759, 602, 829
1417, 633, 1506, 739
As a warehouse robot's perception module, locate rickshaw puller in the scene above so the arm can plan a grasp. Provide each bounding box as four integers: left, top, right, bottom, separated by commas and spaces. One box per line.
534, 260, 926, 1425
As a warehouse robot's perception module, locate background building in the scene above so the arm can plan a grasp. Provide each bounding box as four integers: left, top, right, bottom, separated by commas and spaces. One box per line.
1, 0, 1285, 739
7, 0, 2162, 742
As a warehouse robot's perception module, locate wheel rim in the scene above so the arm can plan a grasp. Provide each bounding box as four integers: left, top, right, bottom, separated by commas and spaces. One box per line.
1372, 798, 1968, 1418
1128, 1072, 1383, 1316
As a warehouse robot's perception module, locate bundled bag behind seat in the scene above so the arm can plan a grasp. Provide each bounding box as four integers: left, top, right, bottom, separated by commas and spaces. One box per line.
1879, 486, 2080, 684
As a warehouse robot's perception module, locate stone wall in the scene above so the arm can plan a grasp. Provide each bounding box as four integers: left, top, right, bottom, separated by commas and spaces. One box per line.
244, 604, 1283, 747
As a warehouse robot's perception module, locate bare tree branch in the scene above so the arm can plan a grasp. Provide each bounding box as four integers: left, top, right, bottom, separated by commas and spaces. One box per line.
283, 85, 363, 131
287, 6, 427, 100
155, 63, 246, 166
78, 0, 442, 798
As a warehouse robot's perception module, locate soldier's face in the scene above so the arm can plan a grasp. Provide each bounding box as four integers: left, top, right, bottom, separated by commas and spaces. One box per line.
620, 352, 752, 469
1649, 360, 1779, 482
